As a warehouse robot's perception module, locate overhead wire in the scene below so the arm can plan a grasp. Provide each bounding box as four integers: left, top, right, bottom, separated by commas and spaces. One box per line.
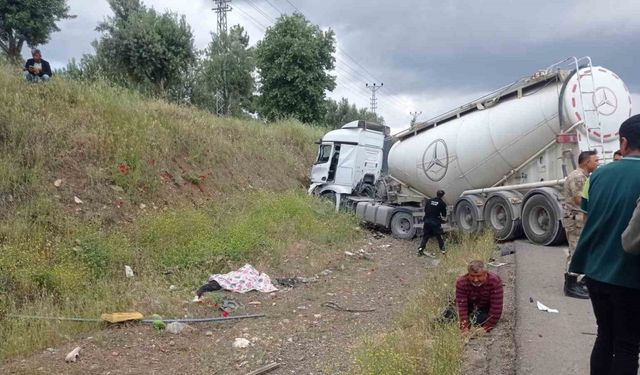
233, 4, 270, 30
237, 0, 407, 116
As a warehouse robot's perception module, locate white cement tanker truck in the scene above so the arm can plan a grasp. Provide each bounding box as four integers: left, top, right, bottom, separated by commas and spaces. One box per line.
309, 57, 633, 246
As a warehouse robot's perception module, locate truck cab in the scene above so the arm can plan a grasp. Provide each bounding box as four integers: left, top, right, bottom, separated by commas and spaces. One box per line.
309, 120, 389, 206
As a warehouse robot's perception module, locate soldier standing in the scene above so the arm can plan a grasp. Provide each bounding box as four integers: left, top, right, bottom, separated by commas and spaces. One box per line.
562, 150, 599, 299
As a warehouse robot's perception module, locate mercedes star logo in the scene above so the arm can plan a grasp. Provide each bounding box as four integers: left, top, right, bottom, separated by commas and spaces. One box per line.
592, 87, 618, 116
421, 139, 449, 182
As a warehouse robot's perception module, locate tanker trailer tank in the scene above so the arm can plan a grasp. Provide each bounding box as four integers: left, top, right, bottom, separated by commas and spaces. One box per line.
388, 57, 632, 245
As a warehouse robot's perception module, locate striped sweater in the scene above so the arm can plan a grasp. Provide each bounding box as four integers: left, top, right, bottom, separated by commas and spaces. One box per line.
455, 272, 504, 331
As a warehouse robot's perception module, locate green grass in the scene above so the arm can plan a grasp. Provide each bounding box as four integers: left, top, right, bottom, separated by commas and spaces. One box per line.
0, 63, 360, 360
354, 233, 496, 375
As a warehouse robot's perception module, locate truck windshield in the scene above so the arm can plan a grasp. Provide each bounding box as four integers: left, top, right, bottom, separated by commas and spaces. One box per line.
316, 144, 332, 164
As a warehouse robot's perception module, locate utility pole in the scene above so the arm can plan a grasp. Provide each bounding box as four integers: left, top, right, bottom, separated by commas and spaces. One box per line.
366, 82, 383, 115
410, 111, 422, 127
213, 0, 232, 116
213, 0, 232, 36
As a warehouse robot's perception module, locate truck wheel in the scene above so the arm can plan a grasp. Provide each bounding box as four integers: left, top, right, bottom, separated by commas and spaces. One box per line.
522, 194, 565, 246
483, 196, 522, 241
455, 200, 482, 234
390, 212, 416, 239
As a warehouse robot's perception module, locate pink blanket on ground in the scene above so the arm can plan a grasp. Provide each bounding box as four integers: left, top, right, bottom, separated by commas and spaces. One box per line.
209, 264, 278, 293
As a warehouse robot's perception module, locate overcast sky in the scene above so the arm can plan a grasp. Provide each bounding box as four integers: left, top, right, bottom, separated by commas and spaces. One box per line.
33, 0, 640, 128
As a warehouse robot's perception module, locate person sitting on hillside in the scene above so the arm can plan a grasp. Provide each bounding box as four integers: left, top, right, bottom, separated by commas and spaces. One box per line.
455, 260, 504, 333
24, 49, 52, 82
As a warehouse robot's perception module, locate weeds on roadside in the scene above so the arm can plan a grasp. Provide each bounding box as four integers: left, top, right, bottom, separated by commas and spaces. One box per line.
354, 233, 495, 375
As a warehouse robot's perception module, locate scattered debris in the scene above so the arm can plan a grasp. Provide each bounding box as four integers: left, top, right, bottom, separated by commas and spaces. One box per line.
166, 322, 189, 334
205, 331, 214, 336
344, 251, 354, 256
248, 301, 262, 306
109, 185, 124, 192
321, 301, 376, 313
124, 265, 134, 278
536, 301, 559, 313
233, 338, 251, 349
54, 179, 63, 188
499, 243, 516, 256
169, 285, 177, 291
139, 203, 147, 209
276, 276, 318, 288
488, 261, 508, 267
73, 196, 83, 204
65, 347, 81, 363
318, 269, 333, 276
357, 249, 375, 260
245, 362, 280, 375
101, 312, 144, 323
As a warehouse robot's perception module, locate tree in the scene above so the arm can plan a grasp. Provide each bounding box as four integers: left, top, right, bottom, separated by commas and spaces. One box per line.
92, 0, 196, 98
0, 0, 74, 60
323, 97, 384, 129
193, 25, 256, 117
256, 13, 335, 123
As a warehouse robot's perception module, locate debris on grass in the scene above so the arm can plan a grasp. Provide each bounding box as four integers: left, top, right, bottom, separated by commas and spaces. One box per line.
233, 338, 251, 349
65, 347, 81, 363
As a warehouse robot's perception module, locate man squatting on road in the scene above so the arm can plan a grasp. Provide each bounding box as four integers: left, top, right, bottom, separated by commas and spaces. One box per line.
569, 114, 640, 375
417, 189, 447, 256
455, 260, 504, 333
561, 150, 599, 299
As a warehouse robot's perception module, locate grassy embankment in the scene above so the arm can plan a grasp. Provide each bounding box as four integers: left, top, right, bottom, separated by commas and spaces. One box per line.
0, 64, 359, 359
355, 233, 496, 375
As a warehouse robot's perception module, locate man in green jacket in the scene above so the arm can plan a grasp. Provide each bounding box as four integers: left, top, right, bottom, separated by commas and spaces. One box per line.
569, 114, 640, 375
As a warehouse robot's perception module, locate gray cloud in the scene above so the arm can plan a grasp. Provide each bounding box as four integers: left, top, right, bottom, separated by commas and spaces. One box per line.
28, 0, 640, 126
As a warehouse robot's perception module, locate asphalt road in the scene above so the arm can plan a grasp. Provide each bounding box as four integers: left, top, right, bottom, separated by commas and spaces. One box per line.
515, 240, 596, 374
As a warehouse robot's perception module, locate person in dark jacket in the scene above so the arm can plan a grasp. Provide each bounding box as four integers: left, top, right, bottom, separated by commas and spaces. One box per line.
24, 49, 52, 82
418, 189, 447, 256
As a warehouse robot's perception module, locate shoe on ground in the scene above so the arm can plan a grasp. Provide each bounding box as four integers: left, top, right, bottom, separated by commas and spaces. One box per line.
564, 274, 590, 299
417, 248, 425, 257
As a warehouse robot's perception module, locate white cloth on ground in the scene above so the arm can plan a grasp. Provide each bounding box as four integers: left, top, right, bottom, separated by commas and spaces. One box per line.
209, 264, 278, 293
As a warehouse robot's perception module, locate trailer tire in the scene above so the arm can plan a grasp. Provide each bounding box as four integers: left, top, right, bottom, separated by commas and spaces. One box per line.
390, 212, 416, 239
483, 196, 522, 241
455, 199, 482, 234
522, 194, 565, 246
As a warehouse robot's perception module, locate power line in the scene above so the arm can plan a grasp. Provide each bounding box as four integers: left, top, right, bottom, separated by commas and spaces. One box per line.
234, 4, 269, 30
242, 0, 277, 24
264, 0, 283, 14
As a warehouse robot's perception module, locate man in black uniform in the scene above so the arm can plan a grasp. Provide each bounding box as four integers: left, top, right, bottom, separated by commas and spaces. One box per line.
418, 190, 447, 256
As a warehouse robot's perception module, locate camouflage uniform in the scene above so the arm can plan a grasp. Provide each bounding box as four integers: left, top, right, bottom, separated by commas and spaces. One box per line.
562, 168, 588, 273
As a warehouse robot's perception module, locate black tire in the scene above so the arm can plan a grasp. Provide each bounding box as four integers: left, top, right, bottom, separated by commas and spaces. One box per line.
358, 183, 376, 198
320, 191, 337, 207
483, 196, 523, 241
390, 211, 416, 239
521, 194, 565, 246
455, 199, 482, 235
